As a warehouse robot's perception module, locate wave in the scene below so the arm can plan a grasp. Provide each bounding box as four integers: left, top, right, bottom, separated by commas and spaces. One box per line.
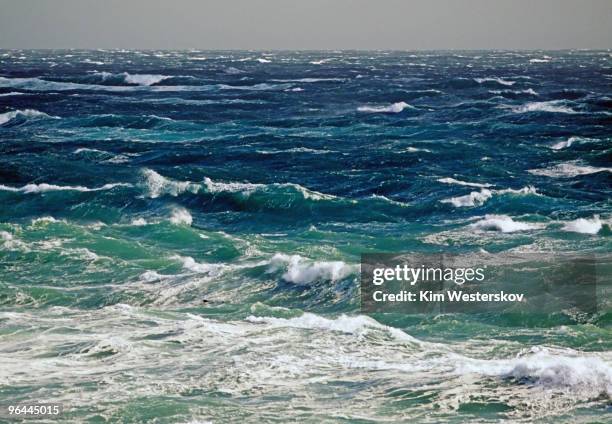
246, 312, 419, 343
474, 77, 515, 86
489, 88, 538, 96
0, 182, 130, 194
437, 177, 492, 188
460, 347, 612, 397
256, 58, 271, 63
562, 216, 604, 235
0, 92, 26, 97
140, 169, 342, 211
94, 71, 172, 86
528, 161, 612, 178
512, 100, 577, 114
270, 78, 345, 83
441, 186, 538, 207
267, 253, 357, 285
256, 147, 333, 155
0, 76, 213, 93
172, 255, 220, 274
218, 83, 291, 91
141, 169, 200, 198
0, 109, 58, 125
469, 215, 542, 233
310, 59, 332, 65
550, 136, 598, 150
169, 207, 193, 226
357, 102, 413, 113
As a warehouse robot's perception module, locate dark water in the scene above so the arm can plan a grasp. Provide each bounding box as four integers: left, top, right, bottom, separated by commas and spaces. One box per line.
0, 50, 610, 423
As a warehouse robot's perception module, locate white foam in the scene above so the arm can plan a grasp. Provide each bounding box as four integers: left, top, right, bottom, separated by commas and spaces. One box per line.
489, 88, 538, 96
357, 101, 413, 113
256, 58, 271, 63
31, 216, 58, 225
402, 147, 432, 153
0, 109, 58, 125
441, 189, 493, 207
529, 58, 551, 63
0, 182, 129, 193
169, 207, 193, 226
136, 270, 162, 283
0, 92, 25, 97
310, 59, 332, 65
130, 218, 148, 226
141, 169, 200, 198
550, 136, 597, 150
562, 216, 603, 235
528, 161, 612, 177
512, 100, 576, 114
172, 255, 219, 273
470, 215, 542, 233
474, 77, 515, 86
122, 73, 171, 86
437, 177, 493, 188
441, 186, 537, 207
268, 253, 357, 285
460, 348, 612, 396
246, 312, 419, 343
203, 177, 337, 201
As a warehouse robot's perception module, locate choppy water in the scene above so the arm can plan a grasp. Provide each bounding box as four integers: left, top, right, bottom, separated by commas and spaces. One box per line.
0, 50, 611, 423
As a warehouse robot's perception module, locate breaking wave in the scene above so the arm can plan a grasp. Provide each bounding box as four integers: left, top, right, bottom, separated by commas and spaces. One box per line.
0, 109, 58, 125
267, 253, 357, 285
469, 215, 542, 233
357, 102, 413, 113
528, 161, 612, 178
441, 186, 538, 207
512, 100, 577, 114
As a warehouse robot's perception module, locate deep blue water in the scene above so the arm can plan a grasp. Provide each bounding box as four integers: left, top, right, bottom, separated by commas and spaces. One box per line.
0, 50, 610, 423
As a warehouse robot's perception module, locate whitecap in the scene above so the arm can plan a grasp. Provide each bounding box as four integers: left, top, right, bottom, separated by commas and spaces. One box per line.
246, 312, 419, 343
120, 72, 171, 86
550, 136, 598, 150
357, 101, 413, 113
172, 255, 220, 273
459, 347, 612, 396
437, 177, 493, 188
169, 207, 193, 226
469, 215, 542, 233
0, 109, 58, 125
141, 169, 200, 198
512, 100, 576, 114
441, 186, 537, 207
528, 161, 611, 178
562, 216, 603, 235
0, 182, 130, 193
267, 253, 357, 285
474, 77, 515, 86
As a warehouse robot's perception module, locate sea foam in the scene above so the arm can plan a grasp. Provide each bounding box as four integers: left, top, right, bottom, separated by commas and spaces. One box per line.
441, 186, 538, 208
512, 100, 576, 114
358, 102, 413, 113
268, 253, 357, 285
528, 161, 612, 178
0, 109, 58, 125
470, 215, 541, 233
562, 216, 603, 235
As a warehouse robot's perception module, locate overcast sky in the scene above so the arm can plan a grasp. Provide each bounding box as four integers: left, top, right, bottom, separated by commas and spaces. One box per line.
1, 0, 610, 50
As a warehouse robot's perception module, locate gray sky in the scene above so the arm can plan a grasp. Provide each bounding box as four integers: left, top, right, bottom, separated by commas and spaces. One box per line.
1, 0, 610, 50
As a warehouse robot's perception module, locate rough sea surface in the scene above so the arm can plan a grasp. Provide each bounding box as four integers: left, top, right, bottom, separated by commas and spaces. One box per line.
0, 50, 611, 423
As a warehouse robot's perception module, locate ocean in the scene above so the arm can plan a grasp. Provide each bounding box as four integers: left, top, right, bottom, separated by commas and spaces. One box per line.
0, 50, 610, 423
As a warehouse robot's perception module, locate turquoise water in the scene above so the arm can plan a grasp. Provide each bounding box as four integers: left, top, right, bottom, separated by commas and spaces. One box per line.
0, 50, 611, 423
